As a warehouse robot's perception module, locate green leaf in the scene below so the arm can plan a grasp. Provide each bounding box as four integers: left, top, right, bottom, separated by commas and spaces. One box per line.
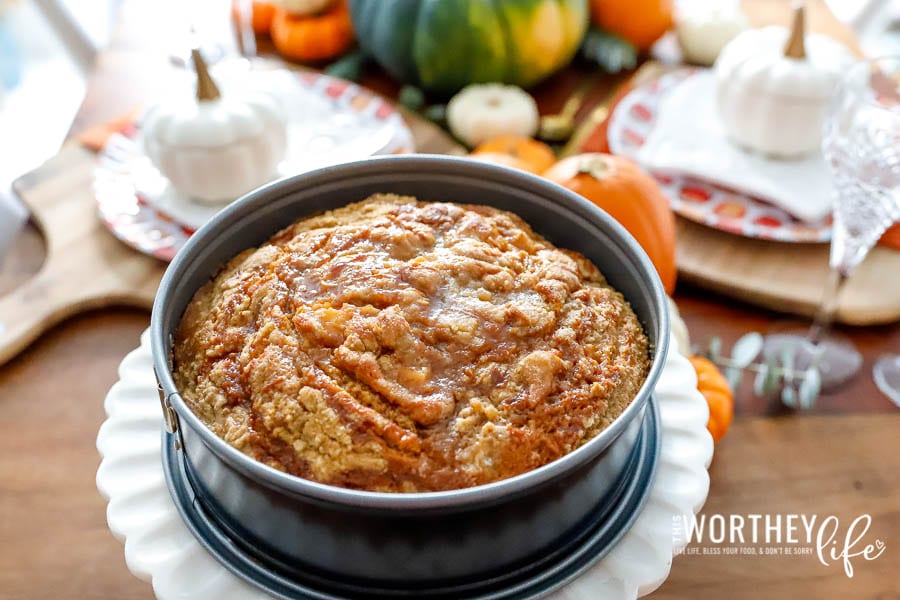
763, 357, 781, 395
781, 383, 798, 409
753, 363, 770, 397
324, 50, 370, 83
398, 84, 426, 112
779, 343, 797, 385
579, 27, 638, 74
753, 357, 780, 397
798, 368, 822, 410
724, 366, 742, 391
731, 332, 763, 369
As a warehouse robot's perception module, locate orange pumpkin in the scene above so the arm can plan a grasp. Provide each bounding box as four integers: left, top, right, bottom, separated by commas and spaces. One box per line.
589, 0, 673, 52
880, 223, 900, 251
231, 1, 278, 35
543, 153, 677, 293
271, 0, 354, 63
471, 136, 556, 175
688, 356, 734, 443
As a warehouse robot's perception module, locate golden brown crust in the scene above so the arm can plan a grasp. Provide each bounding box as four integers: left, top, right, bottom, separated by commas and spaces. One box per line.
174, 195, 649, 492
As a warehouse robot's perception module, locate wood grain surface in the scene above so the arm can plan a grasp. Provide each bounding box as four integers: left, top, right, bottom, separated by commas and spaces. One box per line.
0, 1, 898, 599
0, 312, 152, 600
654, 413, 900, 599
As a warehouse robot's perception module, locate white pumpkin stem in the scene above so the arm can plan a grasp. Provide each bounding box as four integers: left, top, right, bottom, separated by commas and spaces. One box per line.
192, 48, 221, 102
784, 2, 806, 59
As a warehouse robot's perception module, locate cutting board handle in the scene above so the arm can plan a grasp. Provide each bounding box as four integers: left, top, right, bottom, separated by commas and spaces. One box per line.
0, 268, 81, 367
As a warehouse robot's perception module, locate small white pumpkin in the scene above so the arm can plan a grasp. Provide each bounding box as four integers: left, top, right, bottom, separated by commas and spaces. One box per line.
676, 4, 748, 66
142, 49, 288, 204
446, 83, 539, 148
714, 5, 855, 158
282, 0, 335, 16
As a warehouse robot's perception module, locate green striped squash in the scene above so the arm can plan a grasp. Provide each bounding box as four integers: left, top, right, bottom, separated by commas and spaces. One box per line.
347, 0, 589, 94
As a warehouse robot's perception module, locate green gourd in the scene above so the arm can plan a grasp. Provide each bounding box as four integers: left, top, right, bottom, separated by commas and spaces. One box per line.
348, 0, 589, 95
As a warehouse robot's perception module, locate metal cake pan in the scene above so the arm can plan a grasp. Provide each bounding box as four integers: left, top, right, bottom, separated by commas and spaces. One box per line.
161, 398, 661, 599
151, 155, 670, 585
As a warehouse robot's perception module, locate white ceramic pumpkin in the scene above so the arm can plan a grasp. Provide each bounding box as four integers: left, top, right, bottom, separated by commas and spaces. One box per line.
446, 83, 539, 148
714, 6, 855, 158
142, 50, 288, 204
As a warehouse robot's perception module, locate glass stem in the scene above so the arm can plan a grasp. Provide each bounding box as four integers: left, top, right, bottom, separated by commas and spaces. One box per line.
807, 268, 850, 346
237, 0, 256, 58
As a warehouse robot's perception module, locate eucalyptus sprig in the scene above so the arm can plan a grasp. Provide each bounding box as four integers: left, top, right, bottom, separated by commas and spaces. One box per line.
697, 332, 823, 409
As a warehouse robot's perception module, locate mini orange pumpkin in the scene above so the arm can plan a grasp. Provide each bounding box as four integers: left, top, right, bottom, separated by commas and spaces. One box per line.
589, 0, 673, 52
471, 136, 556, 175
689, 356, 734, 443
543, 153, 677, 293
231, 0, 278, 35
880, 223, 900, 251
271, 0, 354, 63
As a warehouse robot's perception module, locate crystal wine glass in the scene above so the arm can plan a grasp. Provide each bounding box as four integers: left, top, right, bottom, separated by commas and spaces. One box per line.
765, 57, 900, 395
233, 0, 257, 58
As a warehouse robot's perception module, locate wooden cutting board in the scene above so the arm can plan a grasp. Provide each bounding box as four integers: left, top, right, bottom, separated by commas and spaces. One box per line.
676, 219, 900, 325
1, 147, 163, 367
0, 113, 462, 367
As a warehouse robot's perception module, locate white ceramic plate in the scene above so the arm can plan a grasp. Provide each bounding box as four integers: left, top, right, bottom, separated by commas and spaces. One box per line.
97, 325, 713, 599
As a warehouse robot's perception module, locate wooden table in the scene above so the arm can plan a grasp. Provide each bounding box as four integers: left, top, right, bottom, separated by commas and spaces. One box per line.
1, 2, 899, 599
